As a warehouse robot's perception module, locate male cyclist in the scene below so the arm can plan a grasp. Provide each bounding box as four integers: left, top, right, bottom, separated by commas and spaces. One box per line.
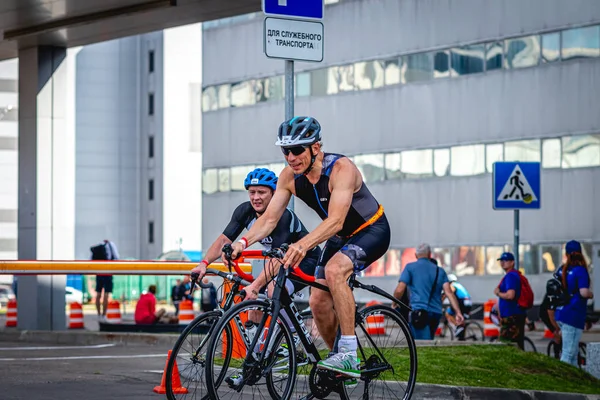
191, 167, 321, 387
190, 167, 321, 299
229, 116, 391, 379
442, 273, 472, 340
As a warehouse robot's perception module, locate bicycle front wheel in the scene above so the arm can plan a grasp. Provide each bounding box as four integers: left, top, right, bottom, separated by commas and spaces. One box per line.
523, 336, 537, 353
165, 310, 230, 400
343, 304, 417, 400
205, 299, 297, 400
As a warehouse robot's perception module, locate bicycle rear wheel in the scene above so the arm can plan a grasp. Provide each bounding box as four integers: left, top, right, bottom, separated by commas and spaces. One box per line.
342, 304, 417, 400
464, 321, 485, 342
166, 310, 231, 400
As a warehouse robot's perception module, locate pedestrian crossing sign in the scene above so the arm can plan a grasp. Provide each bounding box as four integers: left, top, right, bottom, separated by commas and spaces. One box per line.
493, 162, 541, 210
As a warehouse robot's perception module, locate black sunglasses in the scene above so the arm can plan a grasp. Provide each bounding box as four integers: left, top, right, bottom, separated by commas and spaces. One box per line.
281, 146, 308, 156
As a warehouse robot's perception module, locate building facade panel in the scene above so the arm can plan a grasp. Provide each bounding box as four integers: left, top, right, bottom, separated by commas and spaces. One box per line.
203, 0, 600, 85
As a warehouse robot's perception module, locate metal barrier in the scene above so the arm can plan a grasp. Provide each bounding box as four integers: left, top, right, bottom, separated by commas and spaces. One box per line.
0, 260, 253, 275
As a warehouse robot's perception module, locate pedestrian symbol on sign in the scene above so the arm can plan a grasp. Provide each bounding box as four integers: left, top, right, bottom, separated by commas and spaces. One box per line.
497, 165, 537, 204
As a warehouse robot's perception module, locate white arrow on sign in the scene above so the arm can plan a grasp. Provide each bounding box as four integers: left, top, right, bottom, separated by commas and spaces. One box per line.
278, 0, 287, 5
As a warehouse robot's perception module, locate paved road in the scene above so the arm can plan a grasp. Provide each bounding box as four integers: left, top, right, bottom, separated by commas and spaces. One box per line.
0, 340, 174, 400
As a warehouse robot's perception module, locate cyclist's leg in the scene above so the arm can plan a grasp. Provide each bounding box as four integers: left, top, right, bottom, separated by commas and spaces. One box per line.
309, 237, 343, 350
317, 217, 391, 377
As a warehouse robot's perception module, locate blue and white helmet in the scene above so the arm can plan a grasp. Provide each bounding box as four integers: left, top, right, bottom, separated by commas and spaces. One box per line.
244, 168, 278, 191
276, 116, 322, 147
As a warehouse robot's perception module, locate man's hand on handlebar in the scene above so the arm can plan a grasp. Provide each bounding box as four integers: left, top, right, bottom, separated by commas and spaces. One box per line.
190, 260, 208, 281
281, 241, 307, 269
223, 242, 243, 265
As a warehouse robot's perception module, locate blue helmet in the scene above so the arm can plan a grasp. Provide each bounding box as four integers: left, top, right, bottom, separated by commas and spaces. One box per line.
244, 168, 278, 191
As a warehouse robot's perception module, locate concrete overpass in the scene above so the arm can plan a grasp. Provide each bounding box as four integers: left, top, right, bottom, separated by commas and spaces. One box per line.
0, 0, 259, 330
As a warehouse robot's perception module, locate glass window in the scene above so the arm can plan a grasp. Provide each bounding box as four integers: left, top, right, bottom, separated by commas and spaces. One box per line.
383, 57, 401, 85
451, 246, 485, 276
562, 25, 600, 60
336, 64, 355, 92
148, 50, 155, 73
353, 154, 385, 183
542, 32, 561, 63
485, 41, 503, 71
401, 149, 433, 178
384, 153, 402, 180
504, 35, 540, 69
296, 72, 311, 97
230, 81, 255, 107
485, 246, 505, 275
541, 244, 561, 273
253, 79, 267, 103
202, 86, 218, 112
364, 256, 385, 277
433, 148, 450, 177
542, 138, 561, 168
504, 139, 541, 162
450, 44, 485, 76
450, 144, 485, 176
354, 61, 384, 90
433, 50, 451, 79
384, 249, 402, 276
203, 169, 218, 194
230, 166, 251, 191
403, 52, 433, 83
268, 162, 286, 175
562, 134, 600, 168
486, 143, 503, 173
310, 67, 338, 96
218, 168, 230, 192
217, 84, 230, 108
148, 93, 154, 115
432, 248, 453, 272
519, 244, 539, 275
265, 76, 284, 101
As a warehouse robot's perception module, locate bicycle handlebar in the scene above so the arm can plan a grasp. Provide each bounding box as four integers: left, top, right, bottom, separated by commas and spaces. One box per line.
222, 243, 315, 284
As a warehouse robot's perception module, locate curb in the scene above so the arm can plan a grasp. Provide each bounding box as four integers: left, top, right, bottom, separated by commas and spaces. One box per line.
0, 328, 179, 347
414, 383, 599, 400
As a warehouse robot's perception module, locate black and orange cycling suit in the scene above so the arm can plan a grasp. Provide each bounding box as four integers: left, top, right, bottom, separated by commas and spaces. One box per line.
293, 153, 391, 279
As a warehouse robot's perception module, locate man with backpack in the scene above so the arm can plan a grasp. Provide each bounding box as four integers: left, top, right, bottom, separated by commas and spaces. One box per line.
494, 252, 534, 350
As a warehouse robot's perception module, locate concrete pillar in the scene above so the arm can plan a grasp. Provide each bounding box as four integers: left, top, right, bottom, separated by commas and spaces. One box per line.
17, 46, 69, 330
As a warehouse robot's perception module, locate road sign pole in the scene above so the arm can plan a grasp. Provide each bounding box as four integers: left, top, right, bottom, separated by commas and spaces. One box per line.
285, 59, 295, 211
514, 209, 520, 271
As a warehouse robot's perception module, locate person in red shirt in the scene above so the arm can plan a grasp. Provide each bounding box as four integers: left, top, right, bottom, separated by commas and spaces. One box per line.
135, 285, 178, 324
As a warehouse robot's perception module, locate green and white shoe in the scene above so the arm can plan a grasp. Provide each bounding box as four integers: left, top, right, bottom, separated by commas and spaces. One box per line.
344, 378, 359, 389
317, 352, 360, 378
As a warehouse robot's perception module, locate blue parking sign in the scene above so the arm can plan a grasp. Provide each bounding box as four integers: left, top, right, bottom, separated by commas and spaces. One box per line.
262, 0, 324, 20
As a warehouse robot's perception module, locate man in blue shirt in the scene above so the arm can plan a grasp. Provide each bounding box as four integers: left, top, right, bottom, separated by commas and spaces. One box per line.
494, 252, 526, 350
394, 243, 464, 340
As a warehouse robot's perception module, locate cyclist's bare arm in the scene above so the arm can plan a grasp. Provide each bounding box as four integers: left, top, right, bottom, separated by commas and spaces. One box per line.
191, 234, 232, 275
230, 169, 293, 258
443, 282, 464, 324
204, 234, 233, 265
282, 159, 356, 267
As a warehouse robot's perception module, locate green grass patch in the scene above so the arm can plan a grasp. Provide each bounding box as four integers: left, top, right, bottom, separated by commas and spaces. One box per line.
212, 344, 600, 395
416, 345, 600, 394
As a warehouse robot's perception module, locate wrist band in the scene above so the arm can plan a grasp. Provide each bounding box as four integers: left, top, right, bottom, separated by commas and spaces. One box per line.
199, 260, 209, 267
238, 237, 248, 249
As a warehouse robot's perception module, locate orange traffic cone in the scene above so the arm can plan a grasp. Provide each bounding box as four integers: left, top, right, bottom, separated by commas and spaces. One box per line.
153, 350, 188, 394
106, 300, 121, 324
5, 299, 17, 327
68, 302, 85, 329
178, 300, 195, 325
544, 328, 554, 339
